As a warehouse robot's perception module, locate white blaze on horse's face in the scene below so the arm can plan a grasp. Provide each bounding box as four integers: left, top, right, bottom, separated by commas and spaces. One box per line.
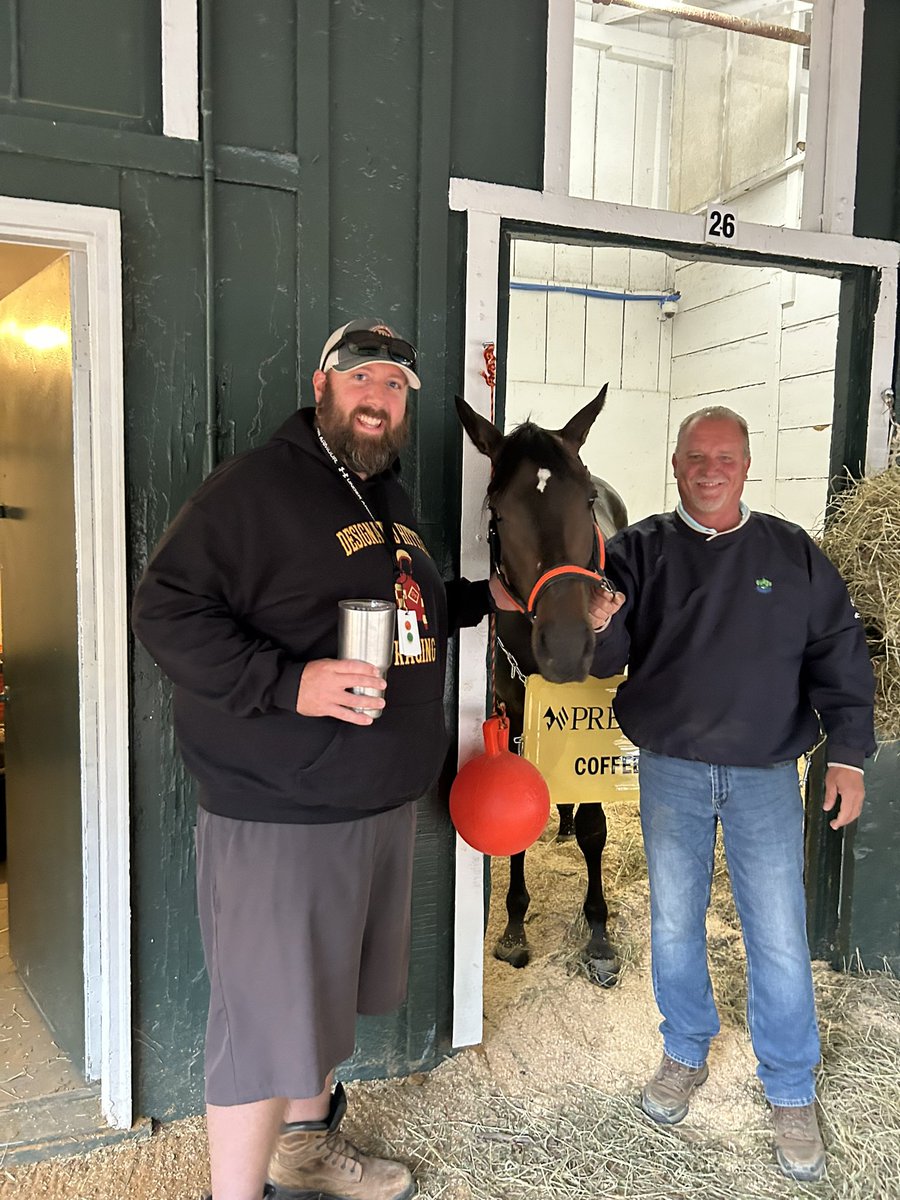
536, 468, 551, 493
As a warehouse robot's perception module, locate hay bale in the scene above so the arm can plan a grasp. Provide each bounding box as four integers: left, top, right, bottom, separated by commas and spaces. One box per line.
820, 456, 900, 740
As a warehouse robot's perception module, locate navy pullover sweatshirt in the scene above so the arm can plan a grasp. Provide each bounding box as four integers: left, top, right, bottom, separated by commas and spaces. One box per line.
133, 408, 489, 823
590, 511, 875, 769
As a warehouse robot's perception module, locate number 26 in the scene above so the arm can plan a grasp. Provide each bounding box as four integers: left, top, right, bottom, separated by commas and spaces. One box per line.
708, 210, 736, 239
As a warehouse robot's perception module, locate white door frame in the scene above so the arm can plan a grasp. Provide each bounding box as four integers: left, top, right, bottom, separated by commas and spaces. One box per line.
0, 195, 132, 1129
449, 176, 900, 1048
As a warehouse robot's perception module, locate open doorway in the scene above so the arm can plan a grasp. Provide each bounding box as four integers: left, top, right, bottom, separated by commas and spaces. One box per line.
0, 245, 93, 1149
450, 184, 897, 1048
471, 240, 843, 1006
0, 196, 132, 1152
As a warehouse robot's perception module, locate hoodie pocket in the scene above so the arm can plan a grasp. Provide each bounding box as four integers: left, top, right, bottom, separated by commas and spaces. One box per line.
294, 697, 448, 808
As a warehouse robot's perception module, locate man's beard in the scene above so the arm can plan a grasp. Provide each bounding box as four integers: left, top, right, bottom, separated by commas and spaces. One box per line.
316, 382, 410, 477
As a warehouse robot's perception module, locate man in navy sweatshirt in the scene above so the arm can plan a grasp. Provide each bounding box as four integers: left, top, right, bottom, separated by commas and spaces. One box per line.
588, 406, 874, 1183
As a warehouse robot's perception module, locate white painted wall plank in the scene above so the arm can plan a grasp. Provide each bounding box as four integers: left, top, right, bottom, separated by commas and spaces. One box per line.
583, 388, 671, 520
629, 247, 668, 291
670, 31, 727, 212
546, 291, 587, 386
505, 380, 587, 431
594, 57, 638, 204
671, 335, 770, 399
513, 240, 555, 280
732, 175, 791, 225
747, 431, 776, 485
774, 478, 829, 531
632, 65, 669, 209
777, 424, 833, 480
622, 302, 661, 391
668, 383, 771, 435
584, 297, 625, 389
162, 0, 199, 140
507, 290, 547, 382
570, 44, 599, 201
672, 283, 771, 357
555, 242, 594, 283
781, 272, 840, 327
592, 246, 631, 288
780, 315, 839, 378
674, 259, 774, 312
779, 371, 835, 428
657, 311, 673, 395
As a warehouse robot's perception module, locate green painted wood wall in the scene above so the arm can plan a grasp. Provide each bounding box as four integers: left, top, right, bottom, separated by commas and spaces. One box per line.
1, 0, 547, 1118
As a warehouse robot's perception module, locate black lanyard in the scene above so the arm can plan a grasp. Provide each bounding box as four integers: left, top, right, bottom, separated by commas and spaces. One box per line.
315, 424, 401, 580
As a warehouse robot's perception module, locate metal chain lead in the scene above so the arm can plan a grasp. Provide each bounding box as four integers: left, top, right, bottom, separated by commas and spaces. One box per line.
496, 635, 528, 685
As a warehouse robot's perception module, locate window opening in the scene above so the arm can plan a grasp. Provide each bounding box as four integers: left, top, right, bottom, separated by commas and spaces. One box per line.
571, 0, 816, 229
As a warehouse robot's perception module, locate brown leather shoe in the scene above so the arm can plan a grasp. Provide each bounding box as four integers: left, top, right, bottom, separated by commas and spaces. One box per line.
267, 1083, 415, 1200
771, 1103, 826, 1182
640, 1054, 709, 1124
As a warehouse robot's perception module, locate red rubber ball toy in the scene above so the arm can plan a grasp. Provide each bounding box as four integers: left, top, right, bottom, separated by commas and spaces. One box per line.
450, 715, 550, 856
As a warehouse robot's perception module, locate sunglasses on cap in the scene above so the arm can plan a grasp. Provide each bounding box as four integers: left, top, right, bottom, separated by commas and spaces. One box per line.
335, 329, 417, 370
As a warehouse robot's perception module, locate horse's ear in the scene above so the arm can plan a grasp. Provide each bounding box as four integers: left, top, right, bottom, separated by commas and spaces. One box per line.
557, 384, 608, 452
455, 395, 504, 462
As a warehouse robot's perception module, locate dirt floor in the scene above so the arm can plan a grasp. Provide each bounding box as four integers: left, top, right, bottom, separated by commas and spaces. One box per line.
5, 806, 899, 1199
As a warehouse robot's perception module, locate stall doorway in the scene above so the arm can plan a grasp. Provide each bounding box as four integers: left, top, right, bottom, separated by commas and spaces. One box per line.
0, 196, 132, 1148
0, 247, 94, 1145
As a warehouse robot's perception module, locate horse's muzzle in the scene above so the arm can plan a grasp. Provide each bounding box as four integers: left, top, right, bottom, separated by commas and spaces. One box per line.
531, 612, 596, 684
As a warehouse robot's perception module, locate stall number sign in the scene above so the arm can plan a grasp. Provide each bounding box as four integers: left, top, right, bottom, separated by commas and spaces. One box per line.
705, 206, 738, 244
521, 674, 639, 807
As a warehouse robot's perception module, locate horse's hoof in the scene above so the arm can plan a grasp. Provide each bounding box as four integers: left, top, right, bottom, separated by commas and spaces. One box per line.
555, 832, 575, 844
494, 937, 530, 969
584, 955, 620, 987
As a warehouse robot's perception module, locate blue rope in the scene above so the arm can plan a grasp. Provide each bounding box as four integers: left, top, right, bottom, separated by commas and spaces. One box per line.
511, 281, 680, 305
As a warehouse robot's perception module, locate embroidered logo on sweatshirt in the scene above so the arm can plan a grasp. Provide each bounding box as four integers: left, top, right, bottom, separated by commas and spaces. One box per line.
755, 577, 773, 594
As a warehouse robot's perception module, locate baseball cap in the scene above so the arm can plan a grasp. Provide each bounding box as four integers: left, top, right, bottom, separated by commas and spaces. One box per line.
318, 318, 421, 389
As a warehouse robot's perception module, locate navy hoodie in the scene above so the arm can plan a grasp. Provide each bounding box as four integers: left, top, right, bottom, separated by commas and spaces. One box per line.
591, 511, 876, 769
133, 408, 487, 822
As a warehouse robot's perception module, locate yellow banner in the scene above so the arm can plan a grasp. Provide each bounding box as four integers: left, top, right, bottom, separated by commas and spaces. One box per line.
521, 674, 639, 807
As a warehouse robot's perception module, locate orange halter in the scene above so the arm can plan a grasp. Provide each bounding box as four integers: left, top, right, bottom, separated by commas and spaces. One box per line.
490, 520, 609, 621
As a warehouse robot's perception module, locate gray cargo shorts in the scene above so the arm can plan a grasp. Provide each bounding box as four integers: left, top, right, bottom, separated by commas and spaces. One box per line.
195, 802, 416, 1106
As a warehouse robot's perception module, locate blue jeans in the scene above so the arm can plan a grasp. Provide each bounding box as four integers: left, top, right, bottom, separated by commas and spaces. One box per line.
638, 750, 819, 1107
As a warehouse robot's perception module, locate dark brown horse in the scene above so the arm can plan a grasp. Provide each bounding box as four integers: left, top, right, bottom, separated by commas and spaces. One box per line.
457, 387, 628, 985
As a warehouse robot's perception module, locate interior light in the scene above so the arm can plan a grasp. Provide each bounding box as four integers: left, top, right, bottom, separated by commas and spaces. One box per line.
19, 324, 69, 352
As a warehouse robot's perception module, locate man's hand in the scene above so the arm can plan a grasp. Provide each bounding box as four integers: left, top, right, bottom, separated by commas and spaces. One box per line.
490, 573, 626, 632
296, 658, 386, 725
588, 584, 626, 632
823, 765, 865, 830
489, 574, 519, 612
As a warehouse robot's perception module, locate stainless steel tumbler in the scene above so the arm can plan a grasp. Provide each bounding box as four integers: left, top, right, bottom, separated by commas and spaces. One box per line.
337, 599, 395, 718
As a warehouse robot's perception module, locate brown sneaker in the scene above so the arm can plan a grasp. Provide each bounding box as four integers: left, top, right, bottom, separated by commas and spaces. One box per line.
771, 1103, 826, 1182
640, 1054, 709, 1124
267, 1083, 415, 1200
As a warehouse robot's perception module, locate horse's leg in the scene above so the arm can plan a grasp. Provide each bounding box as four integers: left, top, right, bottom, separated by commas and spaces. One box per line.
575, 803, 620, 987
556, 804, 576, 842
493, 851, 530, 968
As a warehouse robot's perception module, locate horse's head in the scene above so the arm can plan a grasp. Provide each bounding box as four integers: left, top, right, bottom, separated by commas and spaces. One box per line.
456, 387, 608, 683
